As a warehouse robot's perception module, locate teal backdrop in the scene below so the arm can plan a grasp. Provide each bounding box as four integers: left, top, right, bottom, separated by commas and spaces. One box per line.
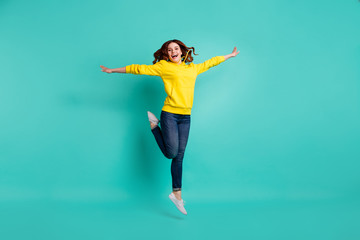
0, 0, 359, 239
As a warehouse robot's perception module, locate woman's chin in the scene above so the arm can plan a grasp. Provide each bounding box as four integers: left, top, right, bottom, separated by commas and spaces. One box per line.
170, 58, 180, 63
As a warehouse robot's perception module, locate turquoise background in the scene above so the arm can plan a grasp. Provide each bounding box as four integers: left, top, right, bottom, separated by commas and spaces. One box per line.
1, 0, 359, 239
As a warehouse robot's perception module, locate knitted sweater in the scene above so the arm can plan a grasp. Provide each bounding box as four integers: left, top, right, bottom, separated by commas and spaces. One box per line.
126, 56, 225, 115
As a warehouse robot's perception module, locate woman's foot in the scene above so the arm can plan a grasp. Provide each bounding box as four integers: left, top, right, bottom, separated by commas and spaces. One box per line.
147, 111, 159, 129
169, 192, 187, 215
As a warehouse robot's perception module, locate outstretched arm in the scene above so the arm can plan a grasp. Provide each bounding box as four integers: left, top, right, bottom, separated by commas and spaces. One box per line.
224, 47, 239, 61
100, 61, 163, 76
195, 47, 239, 74
100, 66, 125, 73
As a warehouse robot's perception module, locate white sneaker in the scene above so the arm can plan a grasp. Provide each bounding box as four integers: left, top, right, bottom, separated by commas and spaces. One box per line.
169, 193, 187, 215
147, 111, 159, 125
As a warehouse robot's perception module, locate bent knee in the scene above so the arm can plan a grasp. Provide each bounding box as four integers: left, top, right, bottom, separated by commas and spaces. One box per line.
165, 149, 178, 159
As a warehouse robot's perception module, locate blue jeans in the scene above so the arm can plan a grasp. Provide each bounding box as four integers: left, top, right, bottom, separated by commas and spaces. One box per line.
151, 111, 191, 191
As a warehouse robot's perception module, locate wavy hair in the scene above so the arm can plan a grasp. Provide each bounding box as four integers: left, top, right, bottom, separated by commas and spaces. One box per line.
152, 39, 198, 64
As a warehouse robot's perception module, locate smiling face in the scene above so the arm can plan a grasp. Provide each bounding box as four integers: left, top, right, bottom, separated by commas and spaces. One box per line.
167, 42, 183, 64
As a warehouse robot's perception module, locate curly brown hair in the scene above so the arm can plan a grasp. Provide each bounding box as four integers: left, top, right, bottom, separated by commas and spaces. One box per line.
152, 39, 198, 64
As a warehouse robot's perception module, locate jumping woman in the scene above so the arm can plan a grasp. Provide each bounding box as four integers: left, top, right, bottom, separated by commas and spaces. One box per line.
100, 39, 239, 215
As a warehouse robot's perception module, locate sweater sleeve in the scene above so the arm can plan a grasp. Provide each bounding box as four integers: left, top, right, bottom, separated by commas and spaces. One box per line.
195, 56, 225, 75
125, 61, 163, 76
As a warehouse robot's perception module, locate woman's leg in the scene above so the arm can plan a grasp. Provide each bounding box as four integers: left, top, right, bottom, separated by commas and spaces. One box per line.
151, 111, 179, 159
150, 111, 191, 200
171, 114, 191, 196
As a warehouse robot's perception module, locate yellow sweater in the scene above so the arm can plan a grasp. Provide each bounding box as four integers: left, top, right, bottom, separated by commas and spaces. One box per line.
126, 56, 225, 115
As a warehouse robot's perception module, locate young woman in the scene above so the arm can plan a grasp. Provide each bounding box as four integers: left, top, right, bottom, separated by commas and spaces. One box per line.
100, 39, 239, 215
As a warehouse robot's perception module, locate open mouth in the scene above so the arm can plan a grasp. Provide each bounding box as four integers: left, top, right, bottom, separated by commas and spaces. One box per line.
171, 54, 178, 59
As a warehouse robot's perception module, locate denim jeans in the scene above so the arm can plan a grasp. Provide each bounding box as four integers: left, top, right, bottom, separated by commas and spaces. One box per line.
151, 111, 191, 191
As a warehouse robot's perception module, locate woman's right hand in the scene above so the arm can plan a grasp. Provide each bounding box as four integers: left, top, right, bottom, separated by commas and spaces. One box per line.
100, 65, 113, 73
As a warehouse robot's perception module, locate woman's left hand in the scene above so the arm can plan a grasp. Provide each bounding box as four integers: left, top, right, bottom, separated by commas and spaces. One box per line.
224, 47, 240, 60
231, 47, 240, 57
